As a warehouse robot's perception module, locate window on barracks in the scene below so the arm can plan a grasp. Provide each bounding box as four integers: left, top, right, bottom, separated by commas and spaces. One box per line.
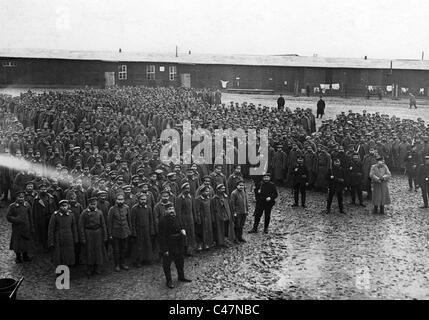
147, 65, 156, 80
169, 66, 177, 81
2, 61, 17, 67
118, 65, 127, 80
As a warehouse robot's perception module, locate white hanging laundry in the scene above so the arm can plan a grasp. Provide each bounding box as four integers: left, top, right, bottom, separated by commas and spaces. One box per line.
220, 80, 229, 88
314, 87, 320, 93
386, 85, 392, 92
419, 88, 425, 94
367, 85, 374, 91
401, 87, 408, 93
332, 83, 340, 90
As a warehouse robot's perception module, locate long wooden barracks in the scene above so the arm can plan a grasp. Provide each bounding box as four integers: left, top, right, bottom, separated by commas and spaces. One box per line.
1, 48, 429, 97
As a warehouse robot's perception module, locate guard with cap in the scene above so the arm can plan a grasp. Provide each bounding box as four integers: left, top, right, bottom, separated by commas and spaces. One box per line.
48, 199, 78, 267
230, 179, 248, 242
7, 190, 33, 263
291, 156, 309, 208
349, 153, 365, 207
249, 172, 278, 234
158, 204, 191, 289
326, 158, 346, 214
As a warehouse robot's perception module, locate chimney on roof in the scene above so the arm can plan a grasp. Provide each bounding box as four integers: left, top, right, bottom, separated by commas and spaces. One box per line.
364, 56, 367, 60
313, 53, 318, 57
175, 45, 178, 57
422, 51, 425, 61
119, 48, 122, 53
189, 50, 191, 55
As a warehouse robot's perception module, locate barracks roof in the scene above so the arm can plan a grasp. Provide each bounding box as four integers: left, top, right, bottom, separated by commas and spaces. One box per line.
1, 48, 429, 71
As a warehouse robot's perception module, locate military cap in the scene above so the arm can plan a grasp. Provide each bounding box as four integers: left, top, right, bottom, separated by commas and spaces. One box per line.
15, 190, 26, 197
181, 182, 190, 189
88, 197, 98, 203
155, 169, 164, 174
59, 199, 69, 206
160, 188, 170, 195
216, 184, 225, 190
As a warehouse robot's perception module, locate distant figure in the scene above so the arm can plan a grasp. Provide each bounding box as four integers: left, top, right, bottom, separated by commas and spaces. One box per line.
409, 93, 417, 109
317, 96, 325, 118
214, 89, 222, 106
277, 94, 285, 111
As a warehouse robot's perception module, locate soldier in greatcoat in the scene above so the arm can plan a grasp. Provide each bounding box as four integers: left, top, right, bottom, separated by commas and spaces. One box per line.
7, 190, 33, 263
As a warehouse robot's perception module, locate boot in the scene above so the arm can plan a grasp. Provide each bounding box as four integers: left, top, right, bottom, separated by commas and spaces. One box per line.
167, 281, 175, 289
178, 275, 192, 282
373, 206, 378, 214
120, 264, 130, 270
114, 264, 121, 272
291, 203, 299, 207
94, 265, 102, 275
263, 228, 269, 234
248, 227, 258, 234
380, 206, 385, 214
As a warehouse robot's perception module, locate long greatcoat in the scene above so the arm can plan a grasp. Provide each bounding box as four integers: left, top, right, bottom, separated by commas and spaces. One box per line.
175, 193, 197, 249
130, 203, 155, 262
79, 208, 108, 265
194, 195, 214, 248
7, 202, 33, 252
369, 164, 391, 206
211, 193, 235, 245
48, 211, 78, 266
32, 194, 57, 250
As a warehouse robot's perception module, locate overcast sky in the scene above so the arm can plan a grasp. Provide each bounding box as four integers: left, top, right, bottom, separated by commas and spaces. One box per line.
1, 0, 428, 59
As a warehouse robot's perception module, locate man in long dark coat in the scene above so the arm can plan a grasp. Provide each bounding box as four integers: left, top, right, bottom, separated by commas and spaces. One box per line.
79, 197, 108, 276
130, 193, 155, 266
7, 190, 33, 263
175, 182, 197, 255
48, 200, 78, 267
32, 182, 57, 252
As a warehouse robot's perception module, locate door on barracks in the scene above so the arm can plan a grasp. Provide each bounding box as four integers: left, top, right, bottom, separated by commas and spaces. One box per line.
180, 74, 191, 88
104, 72, 115, 87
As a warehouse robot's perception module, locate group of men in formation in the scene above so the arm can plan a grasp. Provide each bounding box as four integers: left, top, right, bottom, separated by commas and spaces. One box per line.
1, 86, 429, 289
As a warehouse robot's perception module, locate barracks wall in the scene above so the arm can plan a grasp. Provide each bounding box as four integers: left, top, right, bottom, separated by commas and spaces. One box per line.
1, 57, 429, 97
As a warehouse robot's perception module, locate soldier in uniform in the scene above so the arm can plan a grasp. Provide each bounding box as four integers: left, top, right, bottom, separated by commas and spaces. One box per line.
348, 153, 365, 206
326, 158, 345, 214
416, 156, 429, 208
107, 193, 131, 272
291, 156, 309, 208
79, 197, 108, 276
158, 204, 192, 289
249, 173, 278, 234
48, 199, 78, 267
7, 190, 33, 263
